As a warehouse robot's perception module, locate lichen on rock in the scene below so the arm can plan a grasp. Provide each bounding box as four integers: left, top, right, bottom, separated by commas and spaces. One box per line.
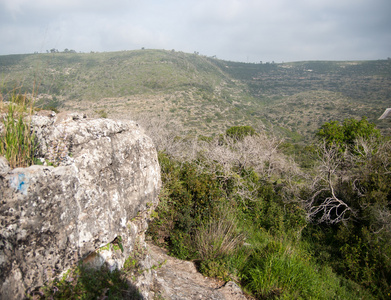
0, 112, 161, 299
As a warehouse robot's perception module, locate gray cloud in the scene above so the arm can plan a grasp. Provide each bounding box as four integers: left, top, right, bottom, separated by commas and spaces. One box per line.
0, 0, 390, 62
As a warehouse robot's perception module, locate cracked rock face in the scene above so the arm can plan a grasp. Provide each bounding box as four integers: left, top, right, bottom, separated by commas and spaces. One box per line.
0, 112, 161, 299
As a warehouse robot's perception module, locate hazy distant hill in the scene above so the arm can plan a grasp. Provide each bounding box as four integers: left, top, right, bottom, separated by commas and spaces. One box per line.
1, 50, 390, 140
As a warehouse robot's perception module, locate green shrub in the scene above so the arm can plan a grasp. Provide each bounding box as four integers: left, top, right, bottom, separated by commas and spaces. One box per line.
168, 231, 193, 260
199, 259, 231, 281
316, 117, 381, 152
225, 125, 256, 140
148, 152, 228, 259
306, 118, 391, 297
95, 109, 108, 118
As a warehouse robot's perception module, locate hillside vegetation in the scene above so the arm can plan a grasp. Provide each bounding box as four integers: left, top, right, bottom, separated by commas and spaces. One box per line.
1, 50, 390, 139
142, 120, 391, 299
1, 50, 391, 298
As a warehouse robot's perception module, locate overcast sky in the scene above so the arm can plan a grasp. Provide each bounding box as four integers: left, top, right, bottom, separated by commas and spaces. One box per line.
1, 0, 390, 62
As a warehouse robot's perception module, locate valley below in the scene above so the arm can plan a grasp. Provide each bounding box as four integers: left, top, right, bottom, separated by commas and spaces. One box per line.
1, 50, 390, 140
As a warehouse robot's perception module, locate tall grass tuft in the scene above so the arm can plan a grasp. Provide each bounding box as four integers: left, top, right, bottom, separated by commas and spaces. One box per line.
0, 94, 37, 168
195, 207, 245, 261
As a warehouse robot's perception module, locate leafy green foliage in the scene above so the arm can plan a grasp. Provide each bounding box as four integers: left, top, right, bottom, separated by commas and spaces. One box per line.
148, 152, 229, 259
225, 125, 256, 140
199, 259, 233, 282
304, 222, 390, 299
316, 117, 381, 151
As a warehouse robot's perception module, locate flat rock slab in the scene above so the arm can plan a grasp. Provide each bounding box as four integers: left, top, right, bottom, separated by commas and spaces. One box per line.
146, 243, 247, 300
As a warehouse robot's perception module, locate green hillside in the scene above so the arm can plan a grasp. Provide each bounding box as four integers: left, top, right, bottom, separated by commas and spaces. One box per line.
2, 50, 391, 299
1, 50, 390, 139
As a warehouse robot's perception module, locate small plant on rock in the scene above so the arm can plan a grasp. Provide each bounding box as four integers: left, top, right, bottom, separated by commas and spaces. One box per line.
0, 94, 38, 168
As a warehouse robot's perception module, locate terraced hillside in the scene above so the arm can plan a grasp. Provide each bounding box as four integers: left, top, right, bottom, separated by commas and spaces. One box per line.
1, 50, 390, 139
215, 59, 391, 139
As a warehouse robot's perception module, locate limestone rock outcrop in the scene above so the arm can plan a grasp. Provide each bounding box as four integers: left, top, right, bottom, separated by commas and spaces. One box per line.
0, 112, 161, 299
146, 243, 247, 300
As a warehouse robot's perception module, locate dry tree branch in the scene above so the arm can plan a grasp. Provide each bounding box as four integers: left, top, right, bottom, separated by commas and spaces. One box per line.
371, 208, 391, 236
308, 195, 353, 224
304, 140, 355, 224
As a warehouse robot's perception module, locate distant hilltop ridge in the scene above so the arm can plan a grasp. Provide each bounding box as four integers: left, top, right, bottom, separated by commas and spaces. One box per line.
379, 108, 391, 119
0, 50, 390, 139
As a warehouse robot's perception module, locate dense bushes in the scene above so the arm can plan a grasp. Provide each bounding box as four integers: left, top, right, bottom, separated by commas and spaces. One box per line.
303, 118, 391, 299
148, 152, 239, 259
225, 125, 256, 140
148, 151, 369, 298
146, 122, 390, 299
316, 117, 381, 151
302, 117, 391, 297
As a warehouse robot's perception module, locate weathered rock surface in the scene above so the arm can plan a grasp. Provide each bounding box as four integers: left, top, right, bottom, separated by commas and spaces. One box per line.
145, 242, 248, 300
0, 112, 161, 299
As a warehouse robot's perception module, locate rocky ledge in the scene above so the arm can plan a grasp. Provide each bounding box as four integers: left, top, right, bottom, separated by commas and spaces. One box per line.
0, 112, 161, 299
146, 242, 248, 300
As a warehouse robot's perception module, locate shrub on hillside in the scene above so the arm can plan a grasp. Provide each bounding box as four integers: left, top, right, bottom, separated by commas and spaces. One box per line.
225, 125, 256, 140
145, 116, 388, 298
303, 117, 391, 298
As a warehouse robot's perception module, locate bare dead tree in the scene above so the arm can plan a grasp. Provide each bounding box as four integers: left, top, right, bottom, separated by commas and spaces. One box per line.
353, 137, 391, 174
371, 207, 391, 237
137, 113, 304, 208
195, 133, 285, 179
193, 133, 304, 207
134, 113, 190, 158
304, 141, 355, 224
352, 138, 391, 236
305, 137, 391, 228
